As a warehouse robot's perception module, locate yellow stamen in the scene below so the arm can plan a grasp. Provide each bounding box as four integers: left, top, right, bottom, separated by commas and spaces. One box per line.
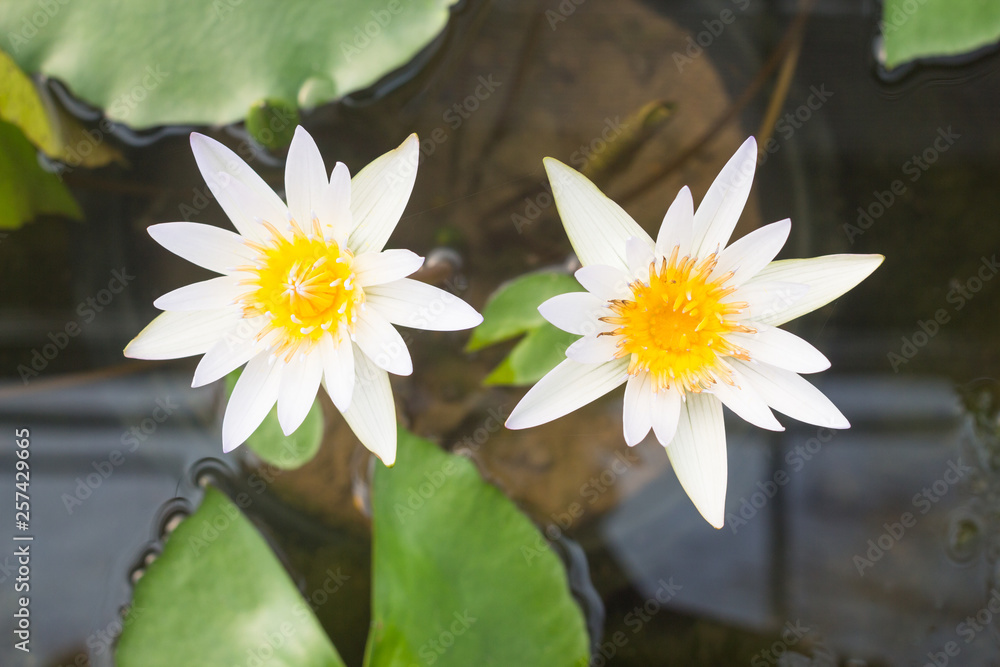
237, 220, 362, 360
605, 246, 750, 393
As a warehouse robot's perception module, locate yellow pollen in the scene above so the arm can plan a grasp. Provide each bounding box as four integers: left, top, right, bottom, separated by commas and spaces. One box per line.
601, 246, 754, 393
236, 222, 362, 361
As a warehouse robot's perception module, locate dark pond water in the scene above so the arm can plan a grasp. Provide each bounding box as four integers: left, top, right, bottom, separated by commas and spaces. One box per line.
2, 0, 1000, 665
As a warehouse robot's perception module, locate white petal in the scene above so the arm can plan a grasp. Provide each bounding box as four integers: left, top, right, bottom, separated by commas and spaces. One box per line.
284, 126, 329, 228
148, 223, 256, 275
746, 254, 885, 327
729, 281, 808, 323
664, 392, 728, 528
655, 186, 694, 257
348, 134, 419, 255
691, 136, 757, 258
574, 264, 631, 300
726, 323, 830, 374
191, 317, 266, 387
710, 365, 784, 431
222, 352, 284, 452
712, 218, 791, 286
543, 157, 652, 271
189, 133, 288, 241
623, 373, 653, 446
339, 345, 397, 465
536, 291, 607, 336
320, 162, 352, 243
355, 309, 413, 376
732, 359, 849, 429
651, 389, 682, 445
565, 333, 620, 364
319, 333, 355, 411
506, 358, 629, 430
625, 236, 655, 278
225, 177, 291, 241
277, 350, 324, 436
365, 278, 482, 331
153, 276, 245, 311
354, 249, 424, 287
124, 309, 239, 360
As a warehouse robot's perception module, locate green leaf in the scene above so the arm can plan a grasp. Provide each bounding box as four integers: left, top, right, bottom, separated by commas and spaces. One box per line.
0, 47, 122, 168
882, 0, 1000, 69
483, 322, 578, 386
467, 272, 582, 351
116, 486, 346, 667
0, 120, 82, 229
365, 428, 591, 667
225, 370, 324, 470
246, 98, 300, 149
0, 47, 59, 156
466, 272, 583, 386
0, 0, 459, 129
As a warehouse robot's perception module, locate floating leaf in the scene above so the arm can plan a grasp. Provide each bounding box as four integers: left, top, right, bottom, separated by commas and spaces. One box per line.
483, 322, 578, 386
246, 98, 300, 150
0, 120, 82, 229
225, 370, 324, 470
0, 47, 122, 168
466, 272, 582, 349
366, 428, 591, 667
0, 47, 59, 155
116, 486, 346, 667
467, 272, 582, 386
0, 0, 459, 129
882, 0, 1000, 69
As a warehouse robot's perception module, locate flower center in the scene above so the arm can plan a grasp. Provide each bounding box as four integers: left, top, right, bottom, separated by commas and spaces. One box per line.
600, 246, 753, 393
237, 218, 363, 360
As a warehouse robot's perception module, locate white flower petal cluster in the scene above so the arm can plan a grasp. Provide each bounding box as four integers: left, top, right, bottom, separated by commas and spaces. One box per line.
125, 127, 482, 463
506, 137, 882, 528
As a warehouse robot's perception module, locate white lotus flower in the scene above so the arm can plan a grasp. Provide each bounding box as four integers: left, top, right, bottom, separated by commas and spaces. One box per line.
506, 137, 882, 528
124, 127, 482, 463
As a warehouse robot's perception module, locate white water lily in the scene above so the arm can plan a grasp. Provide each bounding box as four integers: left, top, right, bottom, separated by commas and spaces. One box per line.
124, 127, 482, 463
506, 137, 883, 528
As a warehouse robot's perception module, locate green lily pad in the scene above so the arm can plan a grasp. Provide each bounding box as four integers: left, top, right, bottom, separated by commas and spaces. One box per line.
0, 0, 459, 129
0, 47, 122, 168
0, 120, 82, 228
0, 47, 59, 156
882, 0, 1000, 69
365, 428, 591, 667
116, 486, 346, 667
483, 322, 578, 386
467, 272, 583, 387
225, 370, 324, 470
246, 98, 300, 149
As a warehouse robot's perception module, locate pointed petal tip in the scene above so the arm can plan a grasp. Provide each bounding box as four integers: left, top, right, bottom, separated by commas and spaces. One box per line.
542, 156, 570, 177
504, 413, 526, 431
221, 437, 242, 454
691, 492, 726, 529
